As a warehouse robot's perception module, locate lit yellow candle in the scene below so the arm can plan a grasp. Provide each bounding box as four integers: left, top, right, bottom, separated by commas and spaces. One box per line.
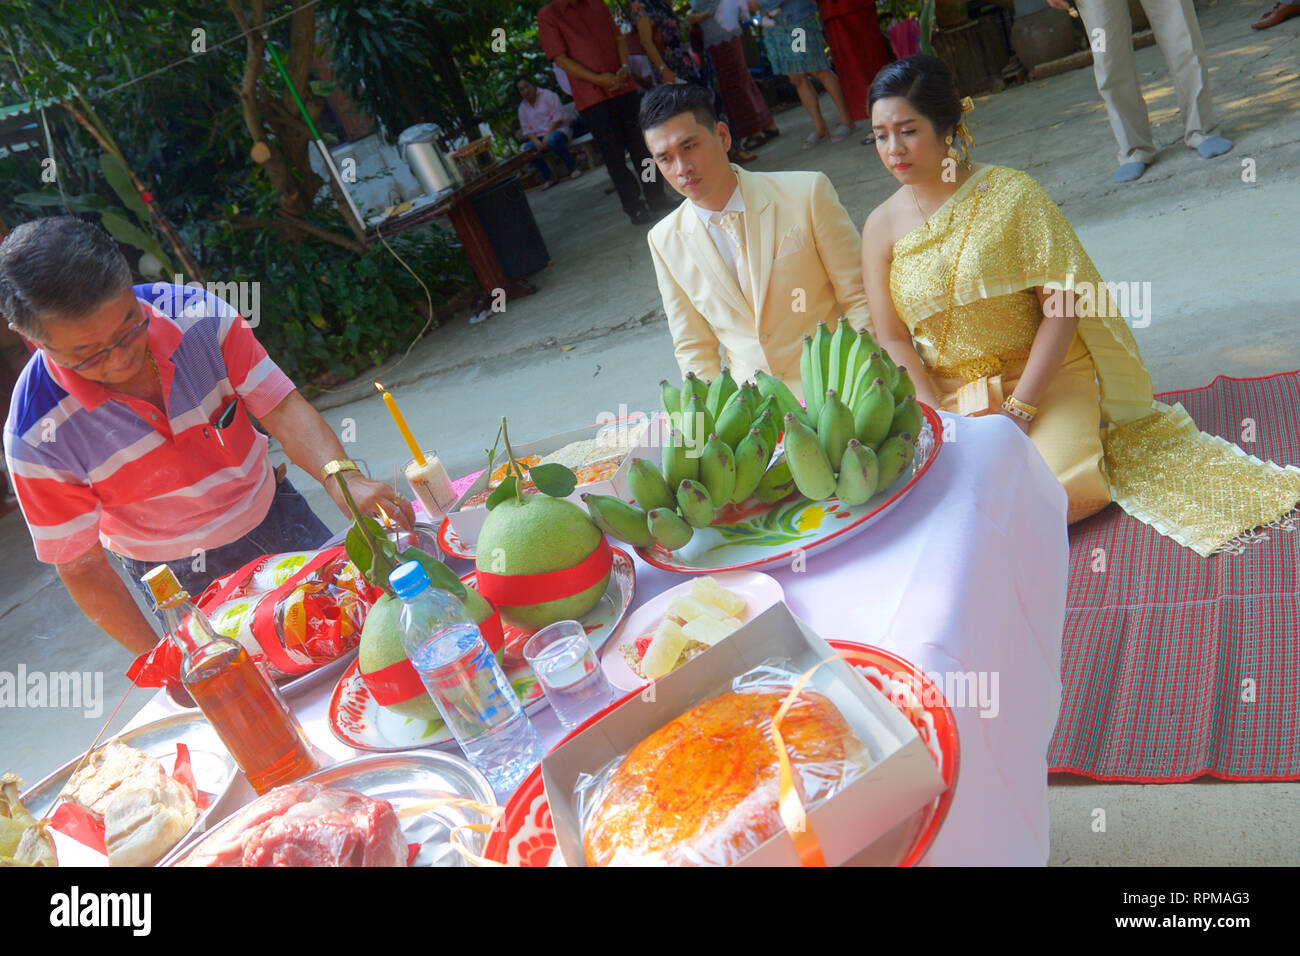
375, 382, 426, 466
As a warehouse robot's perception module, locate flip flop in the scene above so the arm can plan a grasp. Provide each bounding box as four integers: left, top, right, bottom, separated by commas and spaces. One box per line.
803, 131, 827, 149
829, 124, 854, 142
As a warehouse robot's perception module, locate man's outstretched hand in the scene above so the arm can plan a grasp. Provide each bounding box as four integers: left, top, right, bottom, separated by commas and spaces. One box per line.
330, 473, 416, 531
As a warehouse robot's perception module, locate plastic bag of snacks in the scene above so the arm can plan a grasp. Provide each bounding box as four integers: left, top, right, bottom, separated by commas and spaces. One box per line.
129, 547, 381, 689
574, 660, 874, 866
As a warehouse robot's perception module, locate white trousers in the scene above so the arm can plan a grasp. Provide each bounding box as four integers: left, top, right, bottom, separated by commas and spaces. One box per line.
1074, 0, 1218, 164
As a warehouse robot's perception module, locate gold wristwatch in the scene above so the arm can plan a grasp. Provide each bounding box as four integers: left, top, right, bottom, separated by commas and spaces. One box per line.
321, 458, 360, 482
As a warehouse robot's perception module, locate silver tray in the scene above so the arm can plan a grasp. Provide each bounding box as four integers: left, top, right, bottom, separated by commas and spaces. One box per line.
19, 712, 242, 865
169, 751, 495, 867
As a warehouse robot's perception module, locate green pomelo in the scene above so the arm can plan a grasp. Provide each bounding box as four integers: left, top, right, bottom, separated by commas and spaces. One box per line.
475, 495, 610, 630
358, 586, 495, 721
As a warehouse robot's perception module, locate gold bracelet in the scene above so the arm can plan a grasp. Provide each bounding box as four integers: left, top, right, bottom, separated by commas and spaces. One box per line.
321, 458, 360, 482
1001, 395, 1038, 422
1003, 395, 1034, 416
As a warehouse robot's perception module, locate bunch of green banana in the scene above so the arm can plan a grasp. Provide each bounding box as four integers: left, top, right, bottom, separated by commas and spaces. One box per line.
586, 368, 804, 553
781, 325, 929, 502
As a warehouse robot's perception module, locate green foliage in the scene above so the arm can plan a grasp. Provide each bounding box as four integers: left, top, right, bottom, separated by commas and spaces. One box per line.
919, 0, 936, 54
0, 1, 480, 386
196, 215, 472, 385
321, 0, 543, 142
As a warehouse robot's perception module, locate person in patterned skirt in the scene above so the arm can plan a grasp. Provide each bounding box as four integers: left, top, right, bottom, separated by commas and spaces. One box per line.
753, 0, 855, 146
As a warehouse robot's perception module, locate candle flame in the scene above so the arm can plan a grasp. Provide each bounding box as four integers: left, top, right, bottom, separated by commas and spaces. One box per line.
374, 381, 385, 393
376, 503, 395, 529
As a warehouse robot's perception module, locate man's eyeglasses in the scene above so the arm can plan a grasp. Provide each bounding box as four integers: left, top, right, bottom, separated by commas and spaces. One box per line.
47, 312, 151, 373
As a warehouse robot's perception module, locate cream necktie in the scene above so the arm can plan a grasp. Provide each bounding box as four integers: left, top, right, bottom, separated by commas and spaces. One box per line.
717, 210, 752, 307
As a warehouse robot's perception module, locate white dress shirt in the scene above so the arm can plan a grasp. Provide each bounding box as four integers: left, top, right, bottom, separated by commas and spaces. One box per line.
690, 185, 747, 292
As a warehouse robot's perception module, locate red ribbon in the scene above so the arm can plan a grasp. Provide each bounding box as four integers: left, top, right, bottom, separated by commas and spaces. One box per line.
473, 537, 613, 607
361, 609, 505, 706
361, 655, 429, 706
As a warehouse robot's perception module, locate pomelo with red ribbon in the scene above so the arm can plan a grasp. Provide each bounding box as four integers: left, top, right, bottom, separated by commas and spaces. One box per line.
474, 495, 612, 630
358, 592, 505, 720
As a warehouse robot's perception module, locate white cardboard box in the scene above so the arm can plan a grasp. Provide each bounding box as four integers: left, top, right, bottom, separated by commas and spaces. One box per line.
446, 416, 663, 548
542, 601, 947, 866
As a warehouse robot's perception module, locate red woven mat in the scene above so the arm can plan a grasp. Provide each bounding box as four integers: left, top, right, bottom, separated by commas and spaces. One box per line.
1049, 372, 1300, 781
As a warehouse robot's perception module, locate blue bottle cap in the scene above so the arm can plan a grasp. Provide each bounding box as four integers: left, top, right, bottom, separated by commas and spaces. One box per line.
389, 561, 431, 601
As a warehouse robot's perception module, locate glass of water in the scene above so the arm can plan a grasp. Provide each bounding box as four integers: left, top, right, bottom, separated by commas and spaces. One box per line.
522, 620, 617, 730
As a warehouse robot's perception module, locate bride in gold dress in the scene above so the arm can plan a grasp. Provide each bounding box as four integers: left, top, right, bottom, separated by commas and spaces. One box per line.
860, 55, 1300, 554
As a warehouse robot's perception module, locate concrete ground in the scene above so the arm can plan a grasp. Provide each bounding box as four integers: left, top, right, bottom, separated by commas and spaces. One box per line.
2, 0, 1297, 863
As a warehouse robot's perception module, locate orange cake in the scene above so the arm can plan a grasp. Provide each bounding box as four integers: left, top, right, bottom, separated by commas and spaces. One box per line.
582, 687, 863, 866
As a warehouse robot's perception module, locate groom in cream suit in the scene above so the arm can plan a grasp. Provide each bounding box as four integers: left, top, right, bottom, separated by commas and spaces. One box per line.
640, 83, 870, 397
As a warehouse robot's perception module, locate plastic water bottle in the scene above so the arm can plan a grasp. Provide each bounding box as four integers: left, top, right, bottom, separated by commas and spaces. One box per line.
389, 562, 543, 796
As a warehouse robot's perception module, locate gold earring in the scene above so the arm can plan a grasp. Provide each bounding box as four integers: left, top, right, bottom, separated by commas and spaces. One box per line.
945, 134, 958, 162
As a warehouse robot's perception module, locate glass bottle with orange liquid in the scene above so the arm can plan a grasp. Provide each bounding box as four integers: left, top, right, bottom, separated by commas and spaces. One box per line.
142, 566, 319, 794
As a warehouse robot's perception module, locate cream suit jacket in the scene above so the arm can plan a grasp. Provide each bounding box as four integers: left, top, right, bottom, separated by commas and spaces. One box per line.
647, 166, 871, 399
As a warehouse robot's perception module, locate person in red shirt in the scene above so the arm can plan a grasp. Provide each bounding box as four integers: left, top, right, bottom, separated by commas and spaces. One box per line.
818, 0, 893, 125
538, 0, 675, 224
1, 217, 414, 655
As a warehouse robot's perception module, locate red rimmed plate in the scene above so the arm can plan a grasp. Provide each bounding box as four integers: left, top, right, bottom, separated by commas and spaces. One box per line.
437, 517, 475, 561
328, 548, 637, 753
635, 403, 943, 574
482, 637, 959, 866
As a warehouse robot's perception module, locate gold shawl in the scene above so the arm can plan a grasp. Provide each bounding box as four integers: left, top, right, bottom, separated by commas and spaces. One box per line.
889, 165, 1300, 555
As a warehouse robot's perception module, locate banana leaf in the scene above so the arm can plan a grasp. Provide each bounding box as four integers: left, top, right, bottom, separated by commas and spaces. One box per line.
97, 211, 176, 276
919, 0, 935, 54
98, 151, 151, 225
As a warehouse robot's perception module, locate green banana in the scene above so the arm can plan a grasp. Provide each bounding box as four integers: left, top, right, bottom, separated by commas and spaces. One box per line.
730, 427, 770, 503
659, 379, 681, 420
705, 367, 738, 421
799, 336, 815, 412
755, 453, 797, 504
783, 411, 836, 501
750, 393, 776, 426
889, 393, 923, 439
647, 507, 694, 551
817, 389, 855, 472
841, 329, 872, 405
717, 382, 744, 419
582, 493, 654, 547
846, 352, 890, 407
876, 433, 917, 490
754, 370, 811, 431
807, 321, 831, 425
834, 440, 880, 506
627, 457, 675, 513
714, 389, 753, 451
826, 320, 854, 398
739, 379, 762, 410
892, 365, 917, 404
662, 428, 697, 490
699, 433, 737, 506
880, 349, 900, 390
682, 370, 709, 407
681, 392, 714, 458
754, 408, 779, 458
677, 479, 717, 528
853, 377, 896, 449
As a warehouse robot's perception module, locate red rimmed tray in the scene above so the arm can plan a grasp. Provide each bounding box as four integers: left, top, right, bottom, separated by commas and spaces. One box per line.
482, 637, 959, 866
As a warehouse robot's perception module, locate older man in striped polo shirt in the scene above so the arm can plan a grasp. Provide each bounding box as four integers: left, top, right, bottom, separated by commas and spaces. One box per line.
1, 217, 414, 656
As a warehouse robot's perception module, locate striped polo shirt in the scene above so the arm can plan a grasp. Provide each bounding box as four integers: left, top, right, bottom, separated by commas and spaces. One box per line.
3, 284, 296, 564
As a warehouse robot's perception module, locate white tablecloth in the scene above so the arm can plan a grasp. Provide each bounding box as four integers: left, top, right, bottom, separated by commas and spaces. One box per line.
126, 411, 1067, 865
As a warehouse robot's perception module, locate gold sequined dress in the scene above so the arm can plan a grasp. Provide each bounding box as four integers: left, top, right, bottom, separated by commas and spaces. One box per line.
889, 164, 1300, 554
